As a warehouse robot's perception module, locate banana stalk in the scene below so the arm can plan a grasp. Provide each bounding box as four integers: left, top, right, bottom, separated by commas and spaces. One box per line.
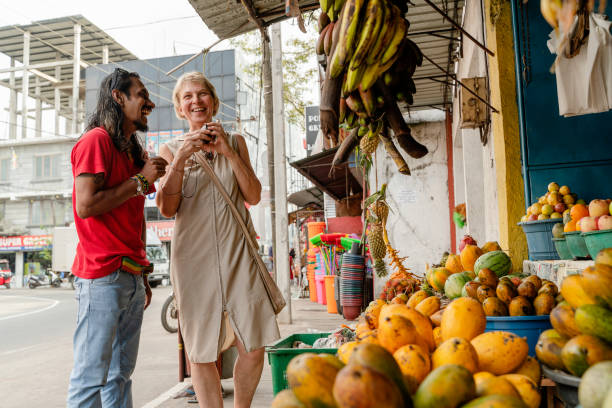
379, 127, 410, 175
330, 127, 359, 172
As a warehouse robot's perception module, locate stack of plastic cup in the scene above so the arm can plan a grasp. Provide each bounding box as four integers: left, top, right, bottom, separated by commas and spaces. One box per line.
314, 252, 326, 305
340, 251, 365, 319
306, 247, 318, 302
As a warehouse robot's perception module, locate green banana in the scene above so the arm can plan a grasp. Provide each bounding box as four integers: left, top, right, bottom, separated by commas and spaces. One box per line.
381, 15, 408, 66
358, 125, 368, 137
333, 0, 346, 22
359, 60, 381, 91
329, 0, 366, 78
367, 1, 395, 65
350, 0, 384, 69
343, 61, 367, 94
358, 85, 376, 117
320, 0, 330, 17
346, 111, 357, 128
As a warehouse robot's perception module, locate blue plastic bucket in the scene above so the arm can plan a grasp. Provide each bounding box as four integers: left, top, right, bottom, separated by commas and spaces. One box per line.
485, 315, 552, 356
518, 220, 562, 260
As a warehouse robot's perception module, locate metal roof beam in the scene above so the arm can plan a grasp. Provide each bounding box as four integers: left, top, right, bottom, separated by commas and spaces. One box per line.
0, 60, 73, 74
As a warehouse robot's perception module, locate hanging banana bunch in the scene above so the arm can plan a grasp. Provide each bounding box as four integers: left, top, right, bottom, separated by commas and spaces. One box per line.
318, 0, 429, 174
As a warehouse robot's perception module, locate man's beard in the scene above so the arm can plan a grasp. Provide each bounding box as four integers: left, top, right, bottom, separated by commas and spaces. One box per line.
134, 119, 148, 132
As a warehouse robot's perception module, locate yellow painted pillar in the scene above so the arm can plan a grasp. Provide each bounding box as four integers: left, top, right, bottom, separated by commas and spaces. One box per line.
484, 0, 528, 270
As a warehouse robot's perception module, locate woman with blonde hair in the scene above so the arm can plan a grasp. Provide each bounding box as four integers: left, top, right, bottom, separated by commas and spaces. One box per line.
156, 71, 280, 408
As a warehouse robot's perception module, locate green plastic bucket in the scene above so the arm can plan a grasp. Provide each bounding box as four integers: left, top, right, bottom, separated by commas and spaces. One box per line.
553, 238, 572, 260
266, 333, 337, 395
518, 220, 561, 260
582, 230, 612, 259
564, 231, 590, 259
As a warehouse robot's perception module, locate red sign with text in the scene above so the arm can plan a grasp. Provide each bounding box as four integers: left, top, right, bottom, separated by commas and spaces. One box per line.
146, 221, 175, 242
0, 235, 52, 252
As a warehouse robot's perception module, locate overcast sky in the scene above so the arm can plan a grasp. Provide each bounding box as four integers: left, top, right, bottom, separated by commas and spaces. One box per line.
0, 0, 319, 140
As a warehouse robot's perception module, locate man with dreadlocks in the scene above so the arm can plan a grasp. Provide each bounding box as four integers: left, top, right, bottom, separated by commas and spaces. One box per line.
67, 68, 166, 407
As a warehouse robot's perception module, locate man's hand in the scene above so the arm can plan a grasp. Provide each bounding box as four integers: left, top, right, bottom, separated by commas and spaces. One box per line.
144, 276, 152, 310
141, 156, 167, 185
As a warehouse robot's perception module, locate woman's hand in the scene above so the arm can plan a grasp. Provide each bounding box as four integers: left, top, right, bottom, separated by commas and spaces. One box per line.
175, 132, 205, 165
201, 121, 235, 158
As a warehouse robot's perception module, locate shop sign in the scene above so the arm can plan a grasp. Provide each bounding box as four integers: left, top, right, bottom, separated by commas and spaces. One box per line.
146, 220, 175, 242
0, 235, 52, 252
304, 105, 320, 156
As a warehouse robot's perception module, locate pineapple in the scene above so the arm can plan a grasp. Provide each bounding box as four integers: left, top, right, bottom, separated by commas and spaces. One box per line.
367, 223, 388, 277
368, 201, 389, 222
359, 133, 379, 156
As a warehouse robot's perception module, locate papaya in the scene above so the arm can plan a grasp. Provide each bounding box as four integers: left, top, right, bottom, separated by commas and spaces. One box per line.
523, 275, 542, 291
286, 353, 339, 408
445, 272, 472, 299
429, 267, 453, 292
430, 309, 443, 327
445, 253, 464, 274
581, 264, 612, 309
473, 371, 495, 390
337, 341, 358, 365
535, 329, 568, 371
413, 364, 476, 408
512, 356, 541, 386
533, 293, 555, 315
517, 281, 537, 299
378, 314, 418, 354
349, 343, 410, 401
271, 389, 306, 408
560, 274, 596, 309
500, 374, 541, 408
483, 297, 509, 316
575, 304, 612, 343
473, 250, 513, 277
407, 290, 430, 309
432, 337, 480, 374
364, 299, 386, 329
496, 281, 517, 304
481, 241, 502, 253
379, 304, 435, 352
471, 331, 529, 375
477, 268, 499, 288
509, 296, 534, 316
441, 297, 486, 342
561, 334, 612, 377
538, 282, 558, 297
476, 376, 520, 398
461, 245, 484, 273
415, 296, 441, 317
595, 247, 612, 267
476, 285, 496, 303
393, 344, 431, 384
578, 361, 612, 408
433, 326, 443, 347
463, 281, 481, 299
461, 395, 528, 408
333, 363, 404, 408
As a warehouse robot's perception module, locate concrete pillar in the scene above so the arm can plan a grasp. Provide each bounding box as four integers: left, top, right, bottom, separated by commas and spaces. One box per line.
71, 23, 81, 135
35, 76, 42, 137
65, 96, 73, 134
21, 31, 31, 139
270, 23, 291, 324
55, 54, 61, 136
9, 58, 17, 140
15, 251, 24, 288
461, 130, 486, 243
485, 0, 528, 268
102, 45, 109, 64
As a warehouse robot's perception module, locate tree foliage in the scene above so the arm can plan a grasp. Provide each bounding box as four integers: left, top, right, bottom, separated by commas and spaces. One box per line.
230, 15, 319, 131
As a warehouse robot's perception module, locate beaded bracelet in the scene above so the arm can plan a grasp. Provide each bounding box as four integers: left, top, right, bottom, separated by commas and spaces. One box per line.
134, 173, 149, 194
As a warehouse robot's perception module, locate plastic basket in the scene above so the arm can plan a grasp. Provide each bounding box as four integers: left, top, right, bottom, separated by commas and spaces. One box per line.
485, 315, 552, 356
564, 231, 590, 259
582, 229, 612, 259
518, 220, 562, 260
553, 238, 572, 260
266, 333, 336, 395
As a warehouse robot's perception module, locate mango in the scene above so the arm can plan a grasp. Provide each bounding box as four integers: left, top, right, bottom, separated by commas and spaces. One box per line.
413, 364, 476, 408
496, 281, 518, 304
430, 309, 443, 327
550, 304, 581, 338
337, 341, 358, 365
432, 337, 479, 374
473, 371, 495, 390
377, 314, 418, 354
482, 297, 508, 316
561, 274, 596, 309
509, 296, 534, 316
364, 299, 386, 329
561, 334, 612, 377
441, 297, 486, 342
333, 364, 403, 408
476, 376, 520, 398
393, 344, 431, 384
575, 304, 612, 343
512, 356, 541, 385
501, 374, 541, 408
379, 304, 435, 352
415, 296, 441, 317
407, 290, 430, 309
578, 361, 612, 408
471, 331, 528, 375
286, 353, 339, 408
533, 293, 555, 315
462, 395, 528, 408
271, 390, 306, 408
581, 264, 612, 309
535, 329, 568, 371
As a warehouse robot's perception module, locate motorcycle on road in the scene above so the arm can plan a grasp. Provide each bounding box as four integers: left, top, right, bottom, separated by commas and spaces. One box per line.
28, 270, 62, 289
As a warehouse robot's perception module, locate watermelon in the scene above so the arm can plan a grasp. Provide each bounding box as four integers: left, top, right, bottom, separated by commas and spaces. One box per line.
473, 251, 512, 277
445, 272, 472, 299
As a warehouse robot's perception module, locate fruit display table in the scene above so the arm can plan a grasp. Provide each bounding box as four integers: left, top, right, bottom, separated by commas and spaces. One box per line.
523, 259, 594, 286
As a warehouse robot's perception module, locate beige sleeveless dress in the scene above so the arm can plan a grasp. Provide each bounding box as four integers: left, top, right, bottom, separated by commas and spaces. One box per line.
164, 135, 280, 363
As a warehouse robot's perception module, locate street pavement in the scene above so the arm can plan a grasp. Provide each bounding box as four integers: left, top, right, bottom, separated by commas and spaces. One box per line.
0, 286, 349, 407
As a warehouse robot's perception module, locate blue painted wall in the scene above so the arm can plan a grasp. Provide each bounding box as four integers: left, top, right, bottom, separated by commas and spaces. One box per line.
510, 0, 612, 206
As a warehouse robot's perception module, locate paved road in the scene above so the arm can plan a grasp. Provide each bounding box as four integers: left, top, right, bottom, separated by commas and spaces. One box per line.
0, 286, 178, 408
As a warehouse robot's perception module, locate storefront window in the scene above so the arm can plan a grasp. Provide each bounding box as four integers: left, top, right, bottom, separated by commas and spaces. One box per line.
33, 155, 61, 180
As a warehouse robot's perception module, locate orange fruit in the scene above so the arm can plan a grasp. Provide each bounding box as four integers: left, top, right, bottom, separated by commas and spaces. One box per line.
570, 204, 589, 221
559, 185, 570, 195
563, 194, 575, 205
564, 220, 577, 232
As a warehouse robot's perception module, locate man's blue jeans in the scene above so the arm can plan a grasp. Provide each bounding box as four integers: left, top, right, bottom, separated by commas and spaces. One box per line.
67, 270, 145, 408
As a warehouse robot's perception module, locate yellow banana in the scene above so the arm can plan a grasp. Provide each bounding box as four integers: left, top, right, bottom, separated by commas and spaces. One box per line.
350, 0, 384, 69
360, 60, 381, 91
367, 2, 395, 65
343, 59, 368, 94
380, 15, 408, 66
329, 0, 366, 78
320, 0, 330, 16
333, 0, 346, 22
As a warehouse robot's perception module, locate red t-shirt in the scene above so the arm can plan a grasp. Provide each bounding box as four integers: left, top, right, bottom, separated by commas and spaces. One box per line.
71, 127, 154, 279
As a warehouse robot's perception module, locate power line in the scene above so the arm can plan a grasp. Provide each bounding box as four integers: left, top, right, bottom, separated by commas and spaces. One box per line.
102, 16, 200, 31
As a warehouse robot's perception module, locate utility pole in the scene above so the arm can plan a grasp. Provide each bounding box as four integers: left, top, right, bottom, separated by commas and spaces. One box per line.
261, 30, 277, 280
270, 22, 292, 324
